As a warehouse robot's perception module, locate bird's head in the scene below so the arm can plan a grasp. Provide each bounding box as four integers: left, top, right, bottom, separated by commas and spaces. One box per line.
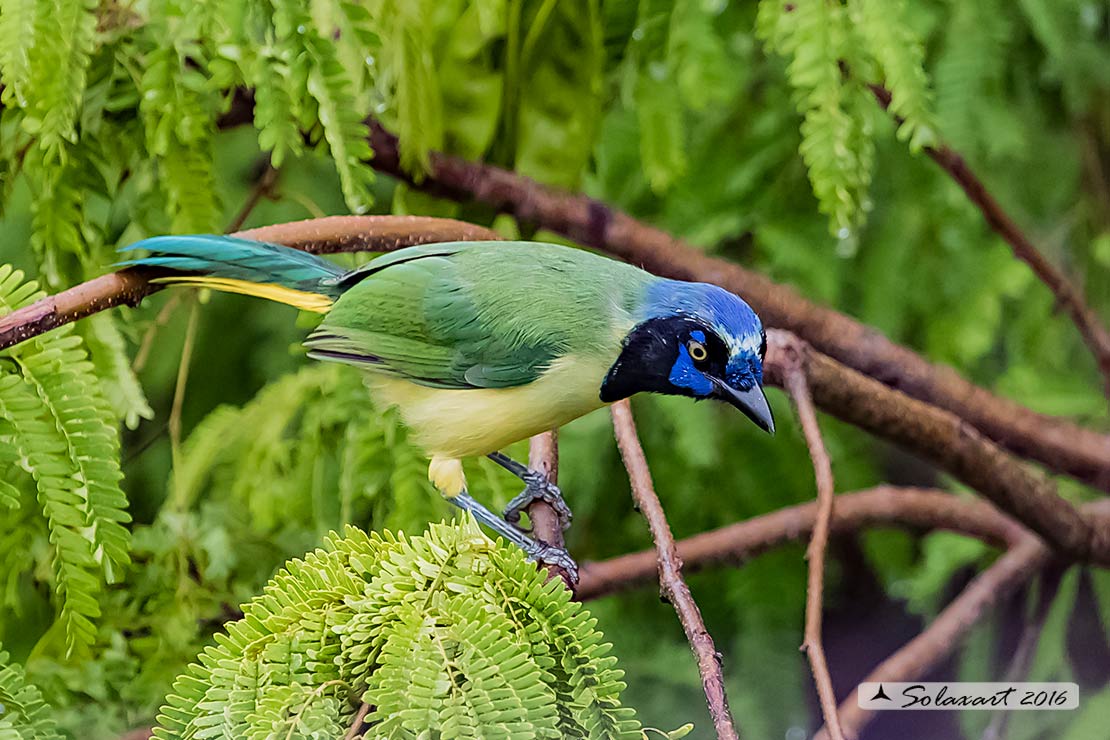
600, 281, 774, 433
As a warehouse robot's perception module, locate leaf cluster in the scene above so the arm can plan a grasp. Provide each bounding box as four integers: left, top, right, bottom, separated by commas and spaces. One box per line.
154, 520, 644, 739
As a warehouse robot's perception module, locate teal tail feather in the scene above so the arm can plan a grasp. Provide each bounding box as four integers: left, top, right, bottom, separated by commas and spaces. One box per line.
118, 235, 346, 296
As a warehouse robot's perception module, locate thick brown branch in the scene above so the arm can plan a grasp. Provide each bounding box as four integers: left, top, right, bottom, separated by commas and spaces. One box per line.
763, 330, 1110, 565
780, 343, 844, 740
235, 215, 499, 255
576, 487, 1027, 600
0, 267, 169, 350
364, 120, 1110, 492
0, 216, 498, 352
870, 84, 1110, 395
610, 400, 740, 740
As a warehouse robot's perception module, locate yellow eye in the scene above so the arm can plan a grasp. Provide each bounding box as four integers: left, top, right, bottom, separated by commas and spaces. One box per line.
687, 340, 708, 362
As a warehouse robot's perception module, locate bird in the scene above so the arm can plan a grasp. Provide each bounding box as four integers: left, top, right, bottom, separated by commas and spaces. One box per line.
120, 236, 774, 576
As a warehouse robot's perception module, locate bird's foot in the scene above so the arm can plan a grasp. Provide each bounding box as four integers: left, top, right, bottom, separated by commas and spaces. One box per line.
523, 539, 579, 584
504, 471, 573, 532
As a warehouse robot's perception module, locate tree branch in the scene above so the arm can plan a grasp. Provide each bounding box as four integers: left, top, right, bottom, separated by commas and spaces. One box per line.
577, 486, 1028, 600
364, 120, 1110, 493
4, 218, 1107, 566
819, 499, 1110, 740
343, 701, 371, 740
821, 535, 1049, 740
610, 400, 740, 740
225, 160, 280, 233
762, 330, 1110, 566
779, 340, 844, 740
869, 83, 1110, 397
0, 216, 498, 351
527, 430, 576, 592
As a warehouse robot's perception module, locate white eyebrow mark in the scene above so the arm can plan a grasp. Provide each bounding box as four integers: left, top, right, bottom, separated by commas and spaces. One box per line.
719, 324, 762, 355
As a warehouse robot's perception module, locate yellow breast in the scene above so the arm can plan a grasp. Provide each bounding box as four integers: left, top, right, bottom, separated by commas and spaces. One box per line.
364, 353, 616, 459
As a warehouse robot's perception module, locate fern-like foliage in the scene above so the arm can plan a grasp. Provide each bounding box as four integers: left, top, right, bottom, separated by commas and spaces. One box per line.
0, 266, 131, 656
847, 0, 936, 151
933, 0, 1021, 159
0, 646, 63, 739
153, 520, 645, 739
365, 0, 445, 176
79, 314, 154, 430
758, 0, 870, 235
757, 0, 937, 234
165, 363, 447, 532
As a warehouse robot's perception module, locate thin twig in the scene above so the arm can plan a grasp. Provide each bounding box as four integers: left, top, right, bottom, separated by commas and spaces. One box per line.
343, 702, 371, 740
610, 400, 740, 740
167, 298, 200, 511
131, 292, 181, 373
527, 430, 575, 591
870, 83, 1110, 397
576, 487, 1030, 601
980, 565, 1065, 740
136, 159, 279, 372
822, 536, 1050, 740
225, 161, 280, 233
780, 344, 844, 740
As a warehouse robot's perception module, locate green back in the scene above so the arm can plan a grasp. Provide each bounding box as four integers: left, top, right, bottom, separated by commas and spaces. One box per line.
306, 242, 655, 389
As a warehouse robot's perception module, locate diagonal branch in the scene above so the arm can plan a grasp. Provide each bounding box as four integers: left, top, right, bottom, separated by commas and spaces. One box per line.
362, 120, 1110, 493
779, 339, 844, 740
820, 535, 1049, 740
343, 702, 371, 740
610, 400, 740, 740
819, 498, 1110, 740
869, 84, 1110, 396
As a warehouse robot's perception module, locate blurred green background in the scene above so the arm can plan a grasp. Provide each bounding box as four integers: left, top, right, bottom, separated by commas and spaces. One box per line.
1, 0, 1109, 738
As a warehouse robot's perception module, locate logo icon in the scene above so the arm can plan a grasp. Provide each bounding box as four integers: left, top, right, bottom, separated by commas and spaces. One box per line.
870, 684, 892, 702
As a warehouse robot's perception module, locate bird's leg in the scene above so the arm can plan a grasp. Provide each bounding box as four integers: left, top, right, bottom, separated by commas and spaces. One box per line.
486, 451, 572, 532
448, 490, 578, 583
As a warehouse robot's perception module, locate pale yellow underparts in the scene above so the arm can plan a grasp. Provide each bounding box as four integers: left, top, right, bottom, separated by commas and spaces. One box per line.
365, 353, 617, 497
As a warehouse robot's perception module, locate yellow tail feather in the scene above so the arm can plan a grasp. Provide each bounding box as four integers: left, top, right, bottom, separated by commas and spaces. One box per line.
152, 276, 333, 313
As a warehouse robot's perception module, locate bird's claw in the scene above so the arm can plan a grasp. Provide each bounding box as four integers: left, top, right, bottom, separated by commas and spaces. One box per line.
524, 540, 579, 584
503, 471, 573, 532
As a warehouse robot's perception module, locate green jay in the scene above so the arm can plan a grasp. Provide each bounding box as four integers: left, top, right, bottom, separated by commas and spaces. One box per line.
121, 237, 774, 575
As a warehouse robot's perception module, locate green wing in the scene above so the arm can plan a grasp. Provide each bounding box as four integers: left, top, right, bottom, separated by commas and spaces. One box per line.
306, 242, 639, 389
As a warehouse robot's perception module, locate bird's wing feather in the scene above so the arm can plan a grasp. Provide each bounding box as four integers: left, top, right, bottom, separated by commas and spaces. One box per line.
306, 244, 572, 389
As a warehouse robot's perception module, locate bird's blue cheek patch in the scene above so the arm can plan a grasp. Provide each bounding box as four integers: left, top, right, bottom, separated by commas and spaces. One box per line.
669, 345, 714, 397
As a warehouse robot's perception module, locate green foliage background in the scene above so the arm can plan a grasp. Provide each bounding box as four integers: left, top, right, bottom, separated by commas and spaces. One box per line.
0, 0, 1109, 738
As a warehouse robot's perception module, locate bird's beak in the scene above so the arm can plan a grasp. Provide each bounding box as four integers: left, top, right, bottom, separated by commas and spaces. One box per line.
710, 379, 775, 434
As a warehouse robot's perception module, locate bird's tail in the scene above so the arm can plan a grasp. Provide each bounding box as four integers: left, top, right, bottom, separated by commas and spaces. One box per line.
118, 235, 346, 313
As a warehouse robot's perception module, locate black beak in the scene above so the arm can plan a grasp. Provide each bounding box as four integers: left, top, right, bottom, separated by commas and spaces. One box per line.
710, 379, 775, 434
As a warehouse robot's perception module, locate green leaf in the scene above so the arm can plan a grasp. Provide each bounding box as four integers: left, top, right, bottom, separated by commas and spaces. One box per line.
152, 522, 649, 739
